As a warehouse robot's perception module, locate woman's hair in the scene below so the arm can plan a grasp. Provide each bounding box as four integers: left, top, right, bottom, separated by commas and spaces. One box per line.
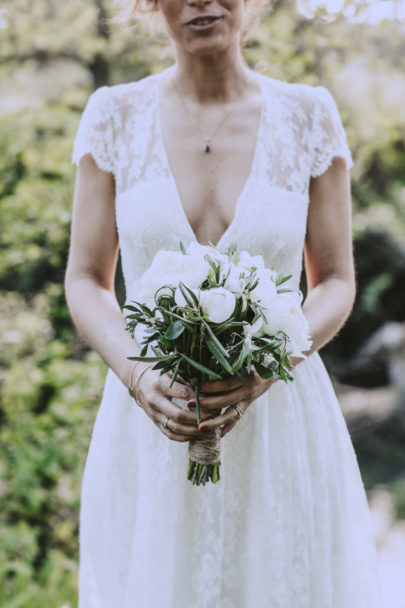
113, 0, 271, 41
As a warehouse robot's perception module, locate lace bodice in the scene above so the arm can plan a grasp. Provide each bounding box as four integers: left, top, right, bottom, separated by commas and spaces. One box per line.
72, 68, 352, 296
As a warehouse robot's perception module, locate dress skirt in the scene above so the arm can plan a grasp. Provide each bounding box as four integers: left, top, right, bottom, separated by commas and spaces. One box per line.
78, 352, 383, 608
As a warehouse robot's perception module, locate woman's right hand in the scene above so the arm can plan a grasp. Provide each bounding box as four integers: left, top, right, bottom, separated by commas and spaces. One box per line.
132, 367, 211, 443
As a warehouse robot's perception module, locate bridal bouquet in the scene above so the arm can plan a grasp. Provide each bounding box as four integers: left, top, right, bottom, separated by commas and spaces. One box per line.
124, 241, 311, 486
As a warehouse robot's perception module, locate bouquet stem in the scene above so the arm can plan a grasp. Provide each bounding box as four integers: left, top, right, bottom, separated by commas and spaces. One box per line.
187, 460, 220, 485
188, 424, 221, 486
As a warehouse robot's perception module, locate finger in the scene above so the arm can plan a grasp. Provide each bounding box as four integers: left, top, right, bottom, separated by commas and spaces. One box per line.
154, 395, 213, 432
164, 377, 195, 401
159, 414, 208, 439
198, 376, 244, 394
198, 403, 247, 432
196, 385, 251, 411
220, 419, 238, 438
157, 418, 194, 443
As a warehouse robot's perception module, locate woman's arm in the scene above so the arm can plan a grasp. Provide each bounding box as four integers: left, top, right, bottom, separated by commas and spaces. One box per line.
65, 156, 200, 441
302, 156, 355, 354
65, 155, 138, 388
197, 157, 355, 434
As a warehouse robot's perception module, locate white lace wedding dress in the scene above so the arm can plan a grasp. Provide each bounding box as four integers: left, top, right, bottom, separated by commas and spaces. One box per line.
72, 67, 383, 607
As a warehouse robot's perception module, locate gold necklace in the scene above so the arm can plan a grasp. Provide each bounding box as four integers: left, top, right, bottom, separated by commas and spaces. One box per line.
173, 79, 232, 154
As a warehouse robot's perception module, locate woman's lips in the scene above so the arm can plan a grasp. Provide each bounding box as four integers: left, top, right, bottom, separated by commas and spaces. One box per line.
186, 16, 223, 31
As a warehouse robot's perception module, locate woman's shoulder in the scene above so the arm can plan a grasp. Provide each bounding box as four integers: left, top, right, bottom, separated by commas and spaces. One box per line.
256, 72, 336, 117
90, 73, 158, 115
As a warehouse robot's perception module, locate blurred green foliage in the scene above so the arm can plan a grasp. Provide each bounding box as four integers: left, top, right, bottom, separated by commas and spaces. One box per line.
0, 0, 405, 605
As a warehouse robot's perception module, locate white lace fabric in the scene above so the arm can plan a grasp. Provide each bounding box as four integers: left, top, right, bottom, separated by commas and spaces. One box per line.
72, 70, 383, 608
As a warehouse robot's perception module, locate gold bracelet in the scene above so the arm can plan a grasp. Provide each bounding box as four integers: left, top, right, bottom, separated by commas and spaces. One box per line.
128, 364, 153, 406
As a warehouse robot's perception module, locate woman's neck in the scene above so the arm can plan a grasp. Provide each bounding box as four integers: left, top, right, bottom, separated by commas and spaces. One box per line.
173, 40, 250, 104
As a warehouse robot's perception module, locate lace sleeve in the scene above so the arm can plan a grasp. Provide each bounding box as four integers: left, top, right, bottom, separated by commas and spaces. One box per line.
310, 86, 353, 178
72, 86, 115, 174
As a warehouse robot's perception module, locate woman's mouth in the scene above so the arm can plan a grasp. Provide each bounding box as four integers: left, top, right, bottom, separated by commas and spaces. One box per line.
186, 15, 223, 31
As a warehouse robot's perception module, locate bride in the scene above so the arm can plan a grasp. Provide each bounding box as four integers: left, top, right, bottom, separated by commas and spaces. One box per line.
65, 0, 383, 606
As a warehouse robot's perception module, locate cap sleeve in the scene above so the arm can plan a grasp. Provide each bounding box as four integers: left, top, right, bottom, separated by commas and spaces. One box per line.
72, 86, 115, 174
310, 86, 353, 178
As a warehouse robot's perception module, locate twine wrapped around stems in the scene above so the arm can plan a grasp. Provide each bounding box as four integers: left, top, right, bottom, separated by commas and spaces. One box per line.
189, 427, 221, 464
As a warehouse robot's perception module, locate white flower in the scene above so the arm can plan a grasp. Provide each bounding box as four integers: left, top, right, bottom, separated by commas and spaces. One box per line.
186, 241, 228, 264
238, 250, 265, 270
263, 292, 312, 355
174, 285, 200, 308
199, 288, 236, 324
221, 262, 246, 296
140, 248, 210, 299
250, 268, 278, 309
243, 316, 266, 338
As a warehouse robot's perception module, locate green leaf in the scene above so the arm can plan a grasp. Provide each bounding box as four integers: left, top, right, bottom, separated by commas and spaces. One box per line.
128, 355, 172, 362
205, 257, 219, 272
232, 340, 251, 373
277, 288, 293, 294
165, 320, 185, 340
169, 359, 182, 388
159, 310, 198, 327
179, 282, 200, 307
276, 274, 292, 287
158, 337, 172, 351
123, 304, 140, 313
249, 278, 259, 292
202, 321, 229, 359
253, 360, 276, 379
153, 358, 176, 371
177, 282, 196, 308
206, 337, 234, 374
180, 241, 187, 255
140, 344, 148, 357
180, 353, 222, 379
139, 303, 154, 315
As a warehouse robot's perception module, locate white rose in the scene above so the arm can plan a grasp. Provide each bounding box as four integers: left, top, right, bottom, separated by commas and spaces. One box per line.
221, 262, 246, 296
263, 293, 312, 355
199, 288, 236, 324
243, 316, 266, 338
174, 285, 200, 308
238, 250, 265, 270
140, 249, 210, 299
186, 241, 228, 264
250, 269, 278, 309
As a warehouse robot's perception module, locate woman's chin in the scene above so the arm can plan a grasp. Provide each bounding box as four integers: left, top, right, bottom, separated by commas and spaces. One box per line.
180, 35, 234, 57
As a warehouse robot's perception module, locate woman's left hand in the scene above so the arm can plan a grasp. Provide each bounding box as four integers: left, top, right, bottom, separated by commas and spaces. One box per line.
189, 368, 277, 438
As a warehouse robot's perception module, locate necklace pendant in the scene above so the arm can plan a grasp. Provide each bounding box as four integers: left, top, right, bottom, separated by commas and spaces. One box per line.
205, 144, 211, 153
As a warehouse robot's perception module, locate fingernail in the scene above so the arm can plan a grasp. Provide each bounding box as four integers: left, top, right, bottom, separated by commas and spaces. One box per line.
187, 400, 196, 408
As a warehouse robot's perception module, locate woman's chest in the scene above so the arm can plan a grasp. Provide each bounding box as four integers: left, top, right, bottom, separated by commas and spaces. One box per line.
157, 87, 263, 246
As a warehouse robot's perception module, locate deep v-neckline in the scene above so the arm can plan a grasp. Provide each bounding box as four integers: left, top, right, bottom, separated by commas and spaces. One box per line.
155, 69, 265, 248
